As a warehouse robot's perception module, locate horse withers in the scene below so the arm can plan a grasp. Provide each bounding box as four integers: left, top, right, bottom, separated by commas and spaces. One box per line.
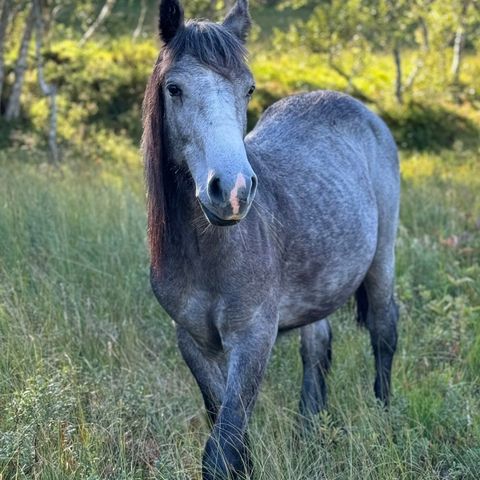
142, 1, 400, 478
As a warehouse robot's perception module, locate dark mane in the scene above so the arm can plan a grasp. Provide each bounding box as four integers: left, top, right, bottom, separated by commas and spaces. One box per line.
142, 21, 248, 271
165, 20, 248, 76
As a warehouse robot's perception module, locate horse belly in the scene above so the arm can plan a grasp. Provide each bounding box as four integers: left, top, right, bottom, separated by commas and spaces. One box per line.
277, 206, 378, 330
277, 271, 366, 330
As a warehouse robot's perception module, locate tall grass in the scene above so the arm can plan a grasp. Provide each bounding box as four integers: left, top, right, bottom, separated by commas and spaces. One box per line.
0, 146, 479, 479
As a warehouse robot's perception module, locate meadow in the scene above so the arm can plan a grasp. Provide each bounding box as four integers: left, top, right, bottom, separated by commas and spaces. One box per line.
1, 142, 479, 479
1, 1, 480, 478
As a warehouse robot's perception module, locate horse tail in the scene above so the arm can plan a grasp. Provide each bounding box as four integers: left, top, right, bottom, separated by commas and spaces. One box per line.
355, 282, 369, 327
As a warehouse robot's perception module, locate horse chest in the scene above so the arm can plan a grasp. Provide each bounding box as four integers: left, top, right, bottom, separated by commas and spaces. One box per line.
151, 266, 227, 349
151, 242, 274, 349
152, 255, 239, 350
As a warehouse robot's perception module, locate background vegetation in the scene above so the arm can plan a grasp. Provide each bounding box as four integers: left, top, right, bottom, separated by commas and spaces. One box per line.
0, 0, 479, 479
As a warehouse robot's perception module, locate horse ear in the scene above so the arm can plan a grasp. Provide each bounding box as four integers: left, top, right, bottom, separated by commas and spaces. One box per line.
159, 0, 184, 44
223, 0, 251, 43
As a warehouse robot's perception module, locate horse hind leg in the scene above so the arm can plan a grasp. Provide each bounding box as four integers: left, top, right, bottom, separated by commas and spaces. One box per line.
357, 256, 399, 405
299, 318, 332, 418
355, 282, 369, 326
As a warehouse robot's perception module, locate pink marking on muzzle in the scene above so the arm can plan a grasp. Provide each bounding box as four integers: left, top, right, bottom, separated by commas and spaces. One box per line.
229, 173, 247, 216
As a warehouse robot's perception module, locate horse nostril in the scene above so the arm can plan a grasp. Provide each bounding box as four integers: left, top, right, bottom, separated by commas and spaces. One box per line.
208, 176, 224, 204
250, 175, 258, 199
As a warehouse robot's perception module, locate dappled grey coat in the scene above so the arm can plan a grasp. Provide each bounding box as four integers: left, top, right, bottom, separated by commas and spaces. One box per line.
143, 1, 400, 479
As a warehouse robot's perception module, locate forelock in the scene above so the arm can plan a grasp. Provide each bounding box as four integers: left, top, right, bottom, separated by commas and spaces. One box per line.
161, 20, 248, 78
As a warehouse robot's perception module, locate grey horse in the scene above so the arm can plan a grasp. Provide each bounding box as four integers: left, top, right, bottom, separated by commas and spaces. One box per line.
142, 1, 400, 478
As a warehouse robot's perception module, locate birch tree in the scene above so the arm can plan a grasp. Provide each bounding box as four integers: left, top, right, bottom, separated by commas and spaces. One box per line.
33, 0, 59, 163
80, 0, 117, 45
5, 4, 35, 120
362, 0, 422, 105
0, 0, 10, 103
451, 0, 474, 85
132, 0, 147, 40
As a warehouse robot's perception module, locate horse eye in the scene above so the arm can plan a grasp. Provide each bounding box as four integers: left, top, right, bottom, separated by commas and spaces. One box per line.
167, 84, 182, 97
247, 85, 256, 97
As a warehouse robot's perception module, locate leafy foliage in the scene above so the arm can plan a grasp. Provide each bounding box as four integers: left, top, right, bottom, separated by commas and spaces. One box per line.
1, 0, 479, 155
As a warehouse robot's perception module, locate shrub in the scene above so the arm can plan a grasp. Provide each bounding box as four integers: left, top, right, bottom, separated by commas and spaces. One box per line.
382, 102, 480, 151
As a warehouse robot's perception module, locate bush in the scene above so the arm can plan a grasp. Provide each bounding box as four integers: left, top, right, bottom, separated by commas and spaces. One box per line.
382, 102, 480, 151
18, 38, 158, 163
4, 36, 479, 160
46, 39, 156, 135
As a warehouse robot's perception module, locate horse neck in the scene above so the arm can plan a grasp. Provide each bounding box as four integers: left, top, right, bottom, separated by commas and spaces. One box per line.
162, 164, 216, 249
164, 165, 196, 237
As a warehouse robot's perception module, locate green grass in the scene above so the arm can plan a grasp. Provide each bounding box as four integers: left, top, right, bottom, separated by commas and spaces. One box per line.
0, 145, 479, 479
2, 2, 480, 477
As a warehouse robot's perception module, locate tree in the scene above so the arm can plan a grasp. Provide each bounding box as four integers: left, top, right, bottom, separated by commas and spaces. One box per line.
5, 4, 35, 120
0, 0, 11, 104
403, 0, 433, 92
363, 0, 421, 105
276, 0, 424, 104
33, 0, 59, 162
279, 0, 373, 100
132, 0, 147, 40
450, 0, 479, 85
80, 0, 117, 45
278, 0, 442, 105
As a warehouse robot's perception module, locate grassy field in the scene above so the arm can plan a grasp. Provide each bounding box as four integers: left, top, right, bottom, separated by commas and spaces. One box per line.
1, 0, 480, 477
0, 143, 479, 480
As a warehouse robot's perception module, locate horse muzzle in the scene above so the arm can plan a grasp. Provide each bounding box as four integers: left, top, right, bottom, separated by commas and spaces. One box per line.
199, 172, 257, 226
200, 203, 244, 226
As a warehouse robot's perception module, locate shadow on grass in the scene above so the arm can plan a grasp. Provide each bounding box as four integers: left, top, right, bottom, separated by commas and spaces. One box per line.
381, 102, 480, 152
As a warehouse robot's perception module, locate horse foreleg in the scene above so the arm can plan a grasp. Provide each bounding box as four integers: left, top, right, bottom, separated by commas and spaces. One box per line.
176, 326, 226, 425
299, 318, 332, 420
202, 306, 278, 480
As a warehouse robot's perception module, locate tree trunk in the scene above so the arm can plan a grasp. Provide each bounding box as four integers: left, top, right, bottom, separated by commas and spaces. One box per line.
209, 0, 218, 18
80, 0, 116, 45
132, 0, 147, 40
224, 0, 235, 14
393, 45, 403, 105
419, 16, 429, 51
5, 4, 35, 121
404, 16, 429, 92
33, 0, 59, 163
451, 0, 470, 84
327, 51, 374, 104
0, 0, 11, 106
